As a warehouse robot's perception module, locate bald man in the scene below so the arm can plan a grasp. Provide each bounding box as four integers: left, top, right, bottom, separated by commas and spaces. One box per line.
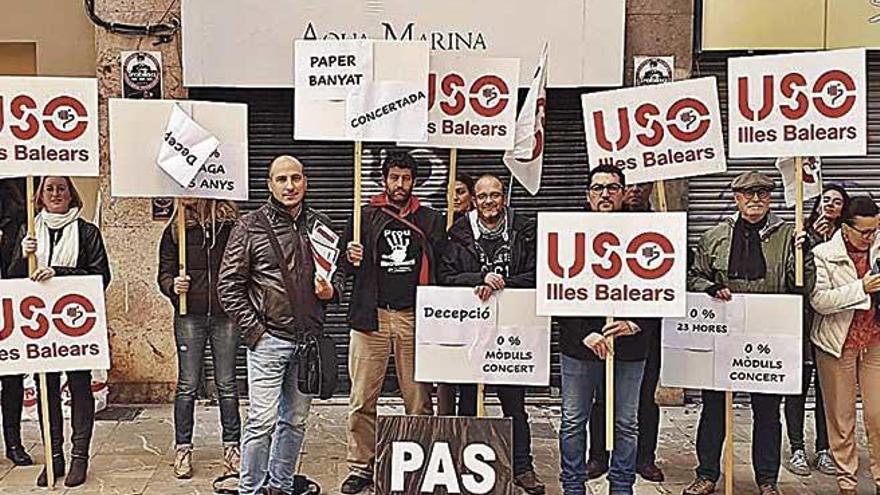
218, 156, 344, 495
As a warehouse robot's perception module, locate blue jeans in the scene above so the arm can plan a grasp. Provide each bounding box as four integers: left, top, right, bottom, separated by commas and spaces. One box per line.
240, 333, 313, 495
174, 314, 241, 447
559, 355, 646, 495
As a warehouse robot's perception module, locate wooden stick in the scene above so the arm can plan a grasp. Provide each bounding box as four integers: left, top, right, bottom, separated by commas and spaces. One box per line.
605, 315, 614, 453
445, 148, 458, 230
353, 141, 363, 267
724, 391, 734, 494
656, 180, 668, 212
476, 383, 486, 418
27, 176, 56, 489
176, 198, 188, 315
794, 156, 804, 287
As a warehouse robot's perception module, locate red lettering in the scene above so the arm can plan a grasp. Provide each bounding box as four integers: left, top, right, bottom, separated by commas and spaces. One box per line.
591, 232, 622, 280
439, 73, 466, 117
634, 103, 663, 147
10, 95, 39, 140
469, 75, 509, 118
548, 232, 586, 278
593, 108, 630, 152
43, 96, 88, 141
19, 296, 49, 339
52, 294, 97, 337
626, 232, 675, 280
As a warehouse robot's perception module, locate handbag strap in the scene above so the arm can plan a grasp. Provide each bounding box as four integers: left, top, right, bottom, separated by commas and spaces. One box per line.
257, 210, 300, 310
381, 207, 427, 243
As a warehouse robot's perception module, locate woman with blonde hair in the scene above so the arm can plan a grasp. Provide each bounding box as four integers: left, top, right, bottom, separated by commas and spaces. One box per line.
157, 198, 242, 479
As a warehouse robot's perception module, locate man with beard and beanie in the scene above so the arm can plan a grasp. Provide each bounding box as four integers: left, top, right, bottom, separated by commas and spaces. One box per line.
218, 156, 343, 495
683, 171, 805, 495
339, 150, 446, 494
585, 181, 666, 483
557, 164, 651, 495
437, 174, 545, 494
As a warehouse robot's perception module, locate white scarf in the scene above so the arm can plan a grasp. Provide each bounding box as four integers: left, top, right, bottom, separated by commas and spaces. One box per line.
35, 207, 81, 268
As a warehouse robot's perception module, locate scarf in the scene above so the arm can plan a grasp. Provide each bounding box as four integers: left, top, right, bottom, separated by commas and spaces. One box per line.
35, 207, 81, 268
728, 214, 768, 281
369, 192, 430, 284
369, 192, 421, 217
469, 208, 511, 276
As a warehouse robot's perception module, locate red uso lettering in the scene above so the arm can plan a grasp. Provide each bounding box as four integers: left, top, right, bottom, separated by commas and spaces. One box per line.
0, 293, 97, 341
0, 93, 90, 142
428, 72, 510, 118
592, 98, 711, 152
548, 231, 675, 280
737, 69, 857, 121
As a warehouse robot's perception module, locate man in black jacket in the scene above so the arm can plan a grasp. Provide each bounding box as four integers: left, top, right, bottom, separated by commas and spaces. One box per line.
340, 150, 446, 494
557, 164, 649, 495
218, 156, 343, 495
438, 173, 545, 494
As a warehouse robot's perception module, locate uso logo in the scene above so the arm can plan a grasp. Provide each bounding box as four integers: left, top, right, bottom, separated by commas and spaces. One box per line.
736, 69, 857, 121
0, 93, 90, 141
547, 231, 676, 280
590, 97, 712, 152
0, 293, 98, 340
427, 71, 511, 118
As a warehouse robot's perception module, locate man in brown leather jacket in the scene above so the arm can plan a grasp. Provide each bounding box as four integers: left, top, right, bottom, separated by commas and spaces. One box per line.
218, 155, 343, 495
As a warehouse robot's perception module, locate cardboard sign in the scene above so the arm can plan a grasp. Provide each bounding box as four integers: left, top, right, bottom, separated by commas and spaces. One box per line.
375, 416, 514, 495
121, 51, 163, 99
416, 288, 550, 386
157, 104, 221, 187
728, 48, 867, 158
309, 220, 340, 281
581, 77, 725, 185
294, 40, 429, 141
0, 276, 110, 376
536, 212, 687, 317
634, 56, 674, 86
0, 76, 99, 177
775, 156, 823, 208
295, 40, 373, 100
110, 99, 249, 200
503, 44, 548, 195
661, 293, 803, 394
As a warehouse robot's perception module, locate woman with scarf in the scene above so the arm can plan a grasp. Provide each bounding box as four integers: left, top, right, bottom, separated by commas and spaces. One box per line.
157, 198, 241, 480
9, 176, 110, 487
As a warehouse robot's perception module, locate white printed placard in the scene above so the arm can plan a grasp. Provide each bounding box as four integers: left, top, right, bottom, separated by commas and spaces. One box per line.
295, 40, 373, 100
110, 99, 249, 200
416, 286, 495, 347
775, 156, 823, 208
345, 82, 428, 142
728, 48, 867, 158
0, 276, 110, 376
536, 212, 687, 317
581, 77, 726, 184
0, 76, 99, 177
157, 104, 220, 187
661, 293, 802, 394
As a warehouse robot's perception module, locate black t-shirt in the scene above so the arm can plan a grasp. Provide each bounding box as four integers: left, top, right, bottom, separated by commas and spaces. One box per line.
376, 219, 423, 309
477, 235, 510, 278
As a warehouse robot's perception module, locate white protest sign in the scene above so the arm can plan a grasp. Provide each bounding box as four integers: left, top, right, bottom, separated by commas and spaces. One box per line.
402, 54, 520, 150
294, 40, 373, 100
309, 220, 340, 281
416, 288, 550, 386
0, 77, 99, 177
345, 82, 428, 142
581, 77, 726, 185
110, 99, 249, 200
294, 40, 429, 141
536, 212, 687, 317
728, 48, 867, 158
157, 104, 221, 187
661, 293, 802, 394
503, 43, 548, 195
0, 276, 110, 376
775, 156, 823, 208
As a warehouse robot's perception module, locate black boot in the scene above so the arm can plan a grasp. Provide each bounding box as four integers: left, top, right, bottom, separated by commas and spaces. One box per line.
4, 426, 33, 466
36, 455, 65, 487
65, 456, 88, 487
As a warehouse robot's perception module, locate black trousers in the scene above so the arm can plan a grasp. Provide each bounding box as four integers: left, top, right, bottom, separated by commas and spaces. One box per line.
783, 356, 829, 453
459, 385, 534, 476
588, 327, 661, 467
36, 370, 95, 459
1, 375, 25, 450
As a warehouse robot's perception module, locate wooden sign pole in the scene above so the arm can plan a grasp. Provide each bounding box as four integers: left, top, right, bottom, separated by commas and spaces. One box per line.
176, 198, 188, 315
794, 156, 805, 287
605, 315, 615, 452
353, 141, 363, 267
656, 180, 668, 212
445, 148, 458, 230
724, 391, 734, 494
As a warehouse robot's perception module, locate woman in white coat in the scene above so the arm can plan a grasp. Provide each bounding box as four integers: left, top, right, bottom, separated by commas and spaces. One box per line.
811, 196, 880, 495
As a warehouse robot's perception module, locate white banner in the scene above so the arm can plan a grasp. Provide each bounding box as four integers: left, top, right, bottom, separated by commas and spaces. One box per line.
775, 156, 823, 208
110, 99, 249, 200
295, 40, 374, 100
182, 0, 625, 88
415, 288, 550, 386
728, 48, 867, 158
661, 293, 803, 394
581, 77, 726, 185
0, 77, 99, 177
157, 104, 220, 187
345, 82, 428, 142
536, 212, 687, 317
0, 276, 110, 376
503, 43, 548, 195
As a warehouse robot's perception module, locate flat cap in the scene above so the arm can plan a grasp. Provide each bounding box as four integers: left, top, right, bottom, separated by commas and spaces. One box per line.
731, 171, 775, 191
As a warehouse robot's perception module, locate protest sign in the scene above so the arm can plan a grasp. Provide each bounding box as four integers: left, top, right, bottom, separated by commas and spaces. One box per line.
309, 220, 340, 282
402, 54, 520, 150
0, 76, 99, 177
503, 43, 548, 195
109, 99, 249, 200
295, 40, 373, 100
775, 156, 822, 208
294, 40, 429, 141
634, 56, 674, 86
121, 51, 163, 99
728, 48, 867, 158
156, 104, 220, 187
375, 416, 513, 495
415, 288, 549, 386
661, 292, 802, 394
536, 212, 687, 317
581, 77, 726, 185
0, 276, 110, 376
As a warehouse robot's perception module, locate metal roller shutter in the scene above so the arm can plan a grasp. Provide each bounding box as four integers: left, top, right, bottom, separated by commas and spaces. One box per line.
189, 87, 593, 396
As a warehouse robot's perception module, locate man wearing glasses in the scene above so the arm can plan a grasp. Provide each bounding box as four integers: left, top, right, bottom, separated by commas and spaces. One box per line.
683, 171, 802, 495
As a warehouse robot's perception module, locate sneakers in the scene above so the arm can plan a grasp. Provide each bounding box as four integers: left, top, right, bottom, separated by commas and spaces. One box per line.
513, 469, 546, 495
223, 444, 241, 476
682, 477, 716, 495
340, 473, 373, 494
64, 457, 88, 487
585, 458, 609, 480
759, 483, 781, 495
787, 449, 811, 476
173, 447, 193, 479
637, 462, 665, 482
816, 449, 839, 476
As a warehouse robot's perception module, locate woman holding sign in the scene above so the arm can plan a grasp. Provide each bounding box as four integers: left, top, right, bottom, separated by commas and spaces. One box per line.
9, 176, 111, 488
157, 199, 241, 480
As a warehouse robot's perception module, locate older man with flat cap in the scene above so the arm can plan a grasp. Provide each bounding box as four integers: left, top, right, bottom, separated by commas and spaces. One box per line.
682, 171, 805, 495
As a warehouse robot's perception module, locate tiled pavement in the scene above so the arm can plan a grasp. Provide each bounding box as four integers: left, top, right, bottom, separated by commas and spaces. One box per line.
0, 401, 875, 494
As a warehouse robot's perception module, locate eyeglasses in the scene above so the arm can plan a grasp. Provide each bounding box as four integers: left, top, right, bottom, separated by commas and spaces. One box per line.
735, 188, 771, 200
589, 183, 624, 195
846, 223, 878, 239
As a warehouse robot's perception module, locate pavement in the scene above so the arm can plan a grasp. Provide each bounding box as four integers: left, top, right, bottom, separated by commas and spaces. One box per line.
0, 401, 875, 494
